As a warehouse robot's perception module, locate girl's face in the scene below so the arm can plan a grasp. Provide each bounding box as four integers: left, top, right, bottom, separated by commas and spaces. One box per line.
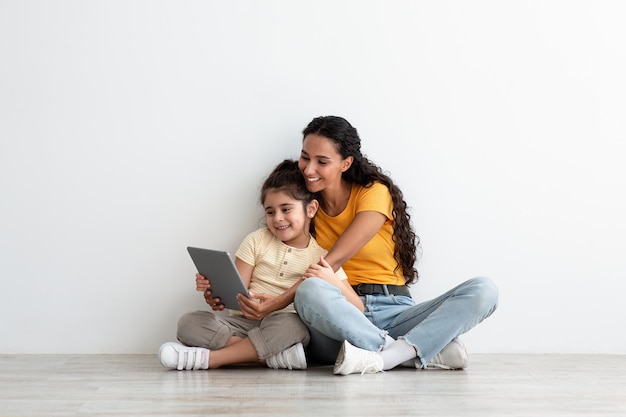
299, 134, 353, 194
263, 190, 317, 248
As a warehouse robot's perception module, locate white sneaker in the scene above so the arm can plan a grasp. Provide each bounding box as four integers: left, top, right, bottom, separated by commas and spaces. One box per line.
400, 339, 469, 369
427, 338, 468, 369
266, 343, 307, 370
159, 342, 210, 370
333, 340, 384, 376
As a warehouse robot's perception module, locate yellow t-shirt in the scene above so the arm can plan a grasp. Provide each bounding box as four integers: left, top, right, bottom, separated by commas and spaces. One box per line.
314, 182, 404, 286
236, 228, 349, 313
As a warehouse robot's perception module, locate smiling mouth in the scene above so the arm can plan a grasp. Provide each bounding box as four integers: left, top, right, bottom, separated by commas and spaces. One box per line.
275, 225, 290, 230
306, 177, 321, 182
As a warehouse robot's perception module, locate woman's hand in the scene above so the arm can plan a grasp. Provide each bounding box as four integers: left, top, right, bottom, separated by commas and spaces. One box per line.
196, 273, 225, 311
237, 292, 279, 320
303, 256, 342, 285
304, 257, 365, 313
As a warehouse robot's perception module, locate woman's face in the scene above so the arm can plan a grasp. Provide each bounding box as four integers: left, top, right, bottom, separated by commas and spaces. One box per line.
299, 134, 352, 193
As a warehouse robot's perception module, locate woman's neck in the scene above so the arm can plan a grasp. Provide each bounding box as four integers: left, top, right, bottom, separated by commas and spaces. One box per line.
320, 180, 352, 217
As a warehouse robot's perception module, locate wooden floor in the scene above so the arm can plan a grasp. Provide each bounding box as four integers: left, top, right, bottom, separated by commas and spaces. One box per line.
0, 354, 624, 416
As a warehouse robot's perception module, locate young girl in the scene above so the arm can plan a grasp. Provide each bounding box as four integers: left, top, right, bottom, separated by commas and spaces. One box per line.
159, 159, 361, 370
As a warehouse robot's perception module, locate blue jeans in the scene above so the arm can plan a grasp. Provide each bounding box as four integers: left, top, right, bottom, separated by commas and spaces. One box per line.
294, 277, 499, 366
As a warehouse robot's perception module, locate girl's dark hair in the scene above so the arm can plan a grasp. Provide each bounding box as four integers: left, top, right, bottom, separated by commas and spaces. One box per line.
302, 116, 419, 284
261, 159, 316, 235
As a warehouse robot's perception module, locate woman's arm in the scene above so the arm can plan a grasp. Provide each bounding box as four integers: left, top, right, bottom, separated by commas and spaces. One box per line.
323, 210, 387, 272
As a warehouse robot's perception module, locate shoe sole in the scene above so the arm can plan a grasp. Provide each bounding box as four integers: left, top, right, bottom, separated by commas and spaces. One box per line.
333, 341, 349, 375
294, 343, 307, 370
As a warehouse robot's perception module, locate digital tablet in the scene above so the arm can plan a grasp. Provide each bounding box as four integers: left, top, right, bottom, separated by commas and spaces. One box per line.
186, 247, 251, 310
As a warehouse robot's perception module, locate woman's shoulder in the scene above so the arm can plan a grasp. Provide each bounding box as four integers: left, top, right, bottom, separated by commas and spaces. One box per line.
352, 180, 389, 193
352, 181, 392, 201
348, 181, 393, 218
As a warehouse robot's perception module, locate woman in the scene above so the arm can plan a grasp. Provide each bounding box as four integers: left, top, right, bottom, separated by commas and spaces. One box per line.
292, 115, 499, 375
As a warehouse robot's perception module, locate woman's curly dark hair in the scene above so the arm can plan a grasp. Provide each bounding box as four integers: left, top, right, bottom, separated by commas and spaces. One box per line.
302, 116, 419, 284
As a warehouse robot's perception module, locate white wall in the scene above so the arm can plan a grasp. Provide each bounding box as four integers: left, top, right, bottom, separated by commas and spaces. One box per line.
1, 1, 624, 354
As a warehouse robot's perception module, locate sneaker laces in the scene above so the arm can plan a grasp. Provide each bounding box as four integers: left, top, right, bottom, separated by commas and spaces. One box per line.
427, 352, 452, 370
356, 352, 384, 375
